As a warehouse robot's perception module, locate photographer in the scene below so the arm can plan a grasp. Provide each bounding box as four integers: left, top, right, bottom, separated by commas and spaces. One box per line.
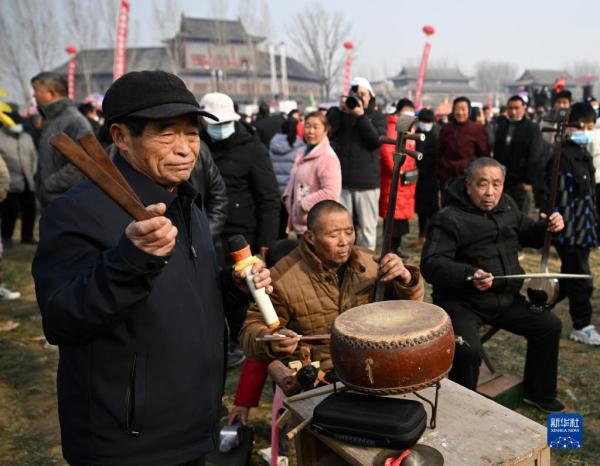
327, 77, 387, 249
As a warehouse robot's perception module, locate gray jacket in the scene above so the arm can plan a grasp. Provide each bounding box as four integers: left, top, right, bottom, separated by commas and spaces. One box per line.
0, 127, 37, 193
269, 133, 305, 194
37, 98, 92, 206
0, 155, 10, 202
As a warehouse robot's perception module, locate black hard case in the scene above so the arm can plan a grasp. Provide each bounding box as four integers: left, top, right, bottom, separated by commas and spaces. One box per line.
311, 392, 427, 450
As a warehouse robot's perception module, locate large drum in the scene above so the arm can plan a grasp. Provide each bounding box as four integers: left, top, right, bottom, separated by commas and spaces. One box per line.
331, 300, 454, 395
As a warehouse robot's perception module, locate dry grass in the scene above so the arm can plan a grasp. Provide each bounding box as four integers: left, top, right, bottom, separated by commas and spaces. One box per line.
0, 219, 599, 465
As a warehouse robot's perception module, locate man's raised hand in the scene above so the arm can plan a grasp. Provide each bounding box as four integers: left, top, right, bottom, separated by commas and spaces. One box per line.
125, 203, 177, 256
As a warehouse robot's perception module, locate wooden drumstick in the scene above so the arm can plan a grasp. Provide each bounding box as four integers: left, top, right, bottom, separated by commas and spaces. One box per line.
51, 133, 152, 221
255, 333, 331, 342
78, 133, 143, 205
286, 416, 312, 441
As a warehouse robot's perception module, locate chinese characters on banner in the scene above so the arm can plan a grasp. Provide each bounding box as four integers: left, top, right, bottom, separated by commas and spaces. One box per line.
65, 46, 78, 100
113, 0, 130, 81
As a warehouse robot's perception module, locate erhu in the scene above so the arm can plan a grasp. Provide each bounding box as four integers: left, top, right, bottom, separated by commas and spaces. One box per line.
525, 110, 587, 312
375, 115, 424, 302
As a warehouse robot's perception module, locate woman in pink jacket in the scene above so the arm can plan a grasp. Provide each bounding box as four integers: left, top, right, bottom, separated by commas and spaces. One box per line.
283, 112, 342, 234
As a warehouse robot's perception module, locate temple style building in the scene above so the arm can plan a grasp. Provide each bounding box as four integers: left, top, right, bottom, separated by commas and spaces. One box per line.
373, 67, 492, 109
53, 16, 320, 105
506, 69, 575, 95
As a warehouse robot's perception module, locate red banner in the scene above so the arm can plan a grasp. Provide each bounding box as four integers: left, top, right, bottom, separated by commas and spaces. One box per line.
113, 0, 130, 81
414, 41, 431, 110
67, 59, 77, 100
342, 54, 353, 96
65, 46, 78, 100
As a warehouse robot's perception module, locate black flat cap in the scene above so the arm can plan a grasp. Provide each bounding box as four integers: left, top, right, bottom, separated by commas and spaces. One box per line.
102, 70, 218, 126
418, 108, 435, 122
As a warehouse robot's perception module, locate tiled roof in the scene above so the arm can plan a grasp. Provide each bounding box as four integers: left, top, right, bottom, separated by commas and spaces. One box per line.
392, 67, 471, 81
53, 47, 176, 75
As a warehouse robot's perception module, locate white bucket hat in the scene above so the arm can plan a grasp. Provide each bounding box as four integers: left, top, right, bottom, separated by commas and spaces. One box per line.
198, 92, 241, 125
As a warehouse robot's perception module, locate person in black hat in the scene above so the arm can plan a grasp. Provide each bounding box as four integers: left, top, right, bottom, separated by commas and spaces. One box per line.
32, 70, 273, 466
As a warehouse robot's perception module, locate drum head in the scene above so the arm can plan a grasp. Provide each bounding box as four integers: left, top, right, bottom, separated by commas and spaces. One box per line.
334, 301, 448, 343
331, 300, 455, 394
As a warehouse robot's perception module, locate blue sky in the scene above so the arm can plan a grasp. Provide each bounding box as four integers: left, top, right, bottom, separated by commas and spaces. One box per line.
128, 0, 600, 80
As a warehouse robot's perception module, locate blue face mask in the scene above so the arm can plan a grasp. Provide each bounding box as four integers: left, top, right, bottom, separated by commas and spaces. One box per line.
570, 130, 594, 146
207, 122, 235, 141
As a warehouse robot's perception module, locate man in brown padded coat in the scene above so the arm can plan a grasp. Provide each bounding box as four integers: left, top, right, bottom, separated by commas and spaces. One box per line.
239, 200, 424, 371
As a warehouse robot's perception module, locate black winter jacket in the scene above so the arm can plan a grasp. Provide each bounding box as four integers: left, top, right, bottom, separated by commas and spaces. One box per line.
203, 123, 280, 250
327, 101, 387, 189
415, 125, 440, 213
421, 179, 546, 313
188, 140, 228, 237
253, 114, 286, 148
32, 155, 248, 466
494, 117, 542, 187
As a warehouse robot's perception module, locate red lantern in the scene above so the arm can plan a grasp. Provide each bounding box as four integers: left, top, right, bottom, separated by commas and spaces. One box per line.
422, 25, 435, 36
343, 41, 354, 50
65, 45, 77, 56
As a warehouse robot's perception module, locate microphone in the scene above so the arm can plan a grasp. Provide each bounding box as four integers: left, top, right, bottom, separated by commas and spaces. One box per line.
228, 235, 280, 330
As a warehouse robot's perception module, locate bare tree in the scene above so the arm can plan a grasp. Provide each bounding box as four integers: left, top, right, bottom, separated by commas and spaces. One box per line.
100, 0, 120, 48
0, 8, 33, 102
211, 0, 230, 47
64, 0, 105, 96
154, 0, 182, 42
153, 0, 182, 74
238, 0, 271, 39
15, 0, 61, 71
0, 0, 63, 103
288, 3, 351, 100
238, 0, 271, 103
474, 61, 518, 93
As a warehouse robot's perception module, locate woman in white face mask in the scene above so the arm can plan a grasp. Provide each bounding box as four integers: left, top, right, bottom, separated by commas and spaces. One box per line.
206, 121, 236, 141
199, 91, 282, 367
199, 92, 281, 260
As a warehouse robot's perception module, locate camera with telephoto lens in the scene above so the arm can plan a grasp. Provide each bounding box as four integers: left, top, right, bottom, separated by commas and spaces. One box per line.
345, 85, 363, 110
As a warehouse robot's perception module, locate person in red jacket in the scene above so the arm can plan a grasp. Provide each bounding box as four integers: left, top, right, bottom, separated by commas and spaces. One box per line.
379, 99, 418, 257
437, 96, 490, 204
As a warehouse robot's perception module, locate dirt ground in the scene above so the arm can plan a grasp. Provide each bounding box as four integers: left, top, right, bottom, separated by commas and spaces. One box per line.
0, 221, 599, 466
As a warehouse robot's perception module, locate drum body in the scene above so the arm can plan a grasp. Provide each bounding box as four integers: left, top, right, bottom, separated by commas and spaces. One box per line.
331, 300, 455, 395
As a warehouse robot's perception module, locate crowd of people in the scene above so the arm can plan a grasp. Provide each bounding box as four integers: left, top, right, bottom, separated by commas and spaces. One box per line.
0, 68, 598, 465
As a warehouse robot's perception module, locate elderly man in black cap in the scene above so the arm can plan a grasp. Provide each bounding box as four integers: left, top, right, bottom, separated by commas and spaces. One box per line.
32, 70, 272, 466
